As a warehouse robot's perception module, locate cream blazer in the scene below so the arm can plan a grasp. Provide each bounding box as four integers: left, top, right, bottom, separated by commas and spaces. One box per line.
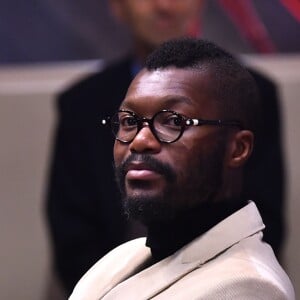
69, 202, 295, 299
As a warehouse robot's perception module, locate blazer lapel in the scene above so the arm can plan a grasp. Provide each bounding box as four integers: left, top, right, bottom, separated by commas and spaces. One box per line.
102, 252, 201, 300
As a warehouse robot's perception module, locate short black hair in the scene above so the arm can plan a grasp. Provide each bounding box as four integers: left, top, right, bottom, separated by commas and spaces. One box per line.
146, 38, 261, 133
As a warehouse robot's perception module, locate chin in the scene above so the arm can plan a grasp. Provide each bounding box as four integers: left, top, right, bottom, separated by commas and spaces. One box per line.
123, 194, 177, 225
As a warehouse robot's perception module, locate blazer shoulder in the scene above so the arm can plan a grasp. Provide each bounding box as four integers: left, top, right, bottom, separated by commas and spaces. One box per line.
70, 238, 150, 300
156, 235, 295, 299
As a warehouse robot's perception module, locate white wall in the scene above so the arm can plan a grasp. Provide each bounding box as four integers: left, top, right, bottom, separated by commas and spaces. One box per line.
0, 56, 299, 298
0, 61, 101, 300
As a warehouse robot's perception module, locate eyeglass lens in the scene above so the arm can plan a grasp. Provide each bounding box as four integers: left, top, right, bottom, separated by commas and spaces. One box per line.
111, 111, 184, 143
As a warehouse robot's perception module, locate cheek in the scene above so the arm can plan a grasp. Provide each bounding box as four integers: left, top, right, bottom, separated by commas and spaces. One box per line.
166, 143, 203, 179
174, 132, 213, 152
174, 138, 196, 151
179, 125, 228, 152
128, 4, 151, 23
113, 142, 127, 166
170, 133, 222, 177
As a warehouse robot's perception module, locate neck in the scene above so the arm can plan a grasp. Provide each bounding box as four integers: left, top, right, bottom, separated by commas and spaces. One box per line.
146, 199, 245, 262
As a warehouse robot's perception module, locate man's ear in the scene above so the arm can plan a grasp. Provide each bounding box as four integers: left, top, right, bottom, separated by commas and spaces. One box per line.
227, 130, 254, 168
109, 0, 126, 24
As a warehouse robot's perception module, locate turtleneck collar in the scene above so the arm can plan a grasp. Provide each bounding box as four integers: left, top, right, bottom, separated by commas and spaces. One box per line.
146, 200, 246, 262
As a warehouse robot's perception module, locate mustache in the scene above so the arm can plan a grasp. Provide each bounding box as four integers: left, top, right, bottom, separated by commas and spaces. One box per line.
115, 153, 176, 183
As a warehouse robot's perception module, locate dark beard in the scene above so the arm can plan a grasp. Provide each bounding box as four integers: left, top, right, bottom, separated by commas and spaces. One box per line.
114, 135, 227, 225
114, 153, 177, 224
122, 193, 177, 225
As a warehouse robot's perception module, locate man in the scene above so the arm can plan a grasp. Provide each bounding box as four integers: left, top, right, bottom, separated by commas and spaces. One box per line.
46, 0, 285, 295
69, 38, 294, 299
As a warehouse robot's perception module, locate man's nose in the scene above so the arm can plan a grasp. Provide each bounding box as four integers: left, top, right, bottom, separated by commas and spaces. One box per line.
129, 125, 161, 154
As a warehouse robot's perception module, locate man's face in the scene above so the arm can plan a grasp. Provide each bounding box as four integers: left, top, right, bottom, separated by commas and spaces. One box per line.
114, 67, 230, 224
112, 0, 201, 48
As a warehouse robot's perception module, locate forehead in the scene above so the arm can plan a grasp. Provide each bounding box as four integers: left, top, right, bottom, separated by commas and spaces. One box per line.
122, 67, 219, 116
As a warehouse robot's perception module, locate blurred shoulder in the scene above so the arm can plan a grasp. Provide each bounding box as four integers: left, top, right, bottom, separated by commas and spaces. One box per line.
63, 56, 132, 97
57, 56, 133, 118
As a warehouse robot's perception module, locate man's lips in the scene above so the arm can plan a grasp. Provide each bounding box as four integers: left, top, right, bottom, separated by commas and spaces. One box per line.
116, 154, 176, 187
125, 162, 162, 181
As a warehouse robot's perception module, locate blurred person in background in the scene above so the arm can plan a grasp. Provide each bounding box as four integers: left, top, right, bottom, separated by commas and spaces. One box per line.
1, 0, 299, 64
46, 0, 285, 297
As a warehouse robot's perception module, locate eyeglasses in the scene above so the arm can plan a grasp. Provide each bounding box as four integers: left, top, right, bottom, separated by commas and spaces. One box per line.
102, 109, 243, 144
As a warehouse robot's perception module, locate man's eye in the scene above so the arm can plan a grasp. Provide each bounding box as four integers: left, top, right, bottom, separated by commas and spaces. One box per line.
164, 115, 183, 127
120, 116, 137, 127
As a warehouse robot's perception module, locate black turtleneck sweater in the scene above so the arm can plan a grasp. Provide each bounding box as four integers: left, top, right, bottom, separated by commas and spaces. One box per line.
146, 200, 246, 262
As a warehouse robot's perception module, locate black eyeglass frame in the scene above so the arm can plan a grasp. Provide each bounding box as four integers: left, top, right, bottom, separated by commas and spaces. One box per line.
102, 109, 244, 144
